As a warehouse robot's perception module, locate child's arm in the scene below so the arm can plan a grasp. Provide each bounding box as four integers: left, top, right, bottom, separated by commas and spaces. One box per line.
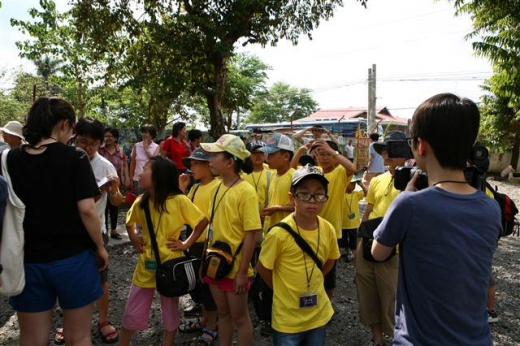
256, 260, 273, 290
168, 217, 209, 251
234, 230, 258, 294
321, 259, 336, 276
290, 140, 315, 169
357, 180, 368, 195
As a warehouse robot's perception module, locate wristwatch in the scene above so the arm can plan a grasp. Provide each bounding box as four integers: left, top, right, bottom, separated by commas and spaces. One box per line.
332, 151, 340, 157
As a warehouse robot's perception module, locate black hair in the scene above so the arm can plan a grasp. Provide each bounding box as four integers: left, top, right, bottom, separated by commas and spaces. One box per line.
410, 93, 480, 170
140, 156, 183, 213
140, 124, 157, 139
299, 155, 316, 166
326, 140, 339, 152
279, 149, 294, 161
369, 133, 379, 141
171, 122, 186, 137
23, 97, 76, 146
104, 127, 120, 140
188, 129, 202, 142
75, 117, 105, 143
222, 151, 254, 174
290, 176, 328, 195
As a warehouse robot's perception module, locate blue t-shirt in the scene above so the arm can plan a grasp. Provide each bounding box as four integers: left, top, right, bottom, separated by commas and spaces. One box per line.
368, 143, 385, 173
374, 187, 500, 346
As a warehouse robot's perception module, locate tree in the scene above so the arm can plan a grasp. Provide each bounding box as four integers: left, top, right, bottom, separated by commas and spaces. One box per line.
246, 82, 318, 124
33, 55, 63, 94
70, 0, 368, 138
452, 0, 520, 167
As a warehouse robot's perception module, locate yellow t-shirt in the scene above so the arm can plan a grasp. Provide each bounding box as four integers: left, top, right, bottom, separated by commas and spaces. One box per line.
263, 168, 295, 233
126, 195, 206, 288
260, 214, 341, 333
187, 179, 220, 242
209, 180, 261, 278
365, 171, 400, 219
342, 190, 365, 229
318, 165, 353, 238
244, 164, 274, 211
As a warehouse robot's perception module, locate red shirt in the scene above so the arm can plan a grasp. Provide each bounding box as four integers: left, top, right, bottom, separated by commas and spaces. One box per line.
161, 136, 190, 170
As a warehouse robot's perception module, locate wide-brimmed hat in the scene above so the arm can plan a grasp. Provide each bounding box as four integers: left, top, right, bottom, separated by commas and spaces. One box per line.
259, 134, 294, 154
0, 121, 24, 140
292, 164, 329, 188
200, 134, 250, 161
373, 131, 407, 155
182, 148, 211, 169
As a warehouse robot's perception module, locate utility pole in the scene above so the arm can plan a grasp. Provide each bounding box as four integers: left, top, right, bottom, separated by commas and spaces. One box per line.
367, 64, 377, 134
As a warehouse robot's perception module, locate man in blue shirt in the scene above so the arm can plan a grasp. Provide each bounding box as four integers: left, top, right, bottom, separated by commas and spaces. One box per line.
371, 93, 500, 345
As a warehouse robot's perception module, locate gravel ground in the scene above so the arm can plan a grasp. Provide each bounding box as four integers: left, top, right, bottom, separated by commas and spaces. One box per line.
0, 178, 519, 345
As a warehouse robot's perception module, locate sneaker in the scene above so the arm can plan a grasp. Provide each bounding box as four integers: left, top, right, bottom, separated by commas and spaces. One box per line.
260, 321, 273, 336
488, 309, 499, 323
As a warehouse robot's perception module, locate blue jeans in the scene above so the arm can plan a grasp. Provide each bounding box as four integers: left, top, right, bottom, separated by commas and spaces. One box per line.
273, 325, 327, 346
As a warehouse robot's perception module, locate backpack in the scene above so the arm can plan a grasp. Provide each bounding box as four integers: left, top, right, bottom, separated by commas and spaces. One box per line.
486, 182, 519, 237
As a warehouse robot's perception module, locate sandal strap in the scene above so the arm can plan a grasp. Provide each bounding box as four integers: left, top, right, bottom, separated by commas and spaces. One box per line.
201, 327, 218, 339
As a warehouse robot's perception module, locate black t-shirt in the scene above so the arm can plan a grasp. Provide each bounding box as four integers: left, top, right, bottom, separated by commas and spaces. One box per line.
7, 143, 100, 263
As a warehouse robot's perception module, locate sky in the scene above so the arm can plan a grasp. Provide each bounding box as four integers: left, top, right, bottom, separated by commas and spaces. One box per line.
0, 0, 493, 119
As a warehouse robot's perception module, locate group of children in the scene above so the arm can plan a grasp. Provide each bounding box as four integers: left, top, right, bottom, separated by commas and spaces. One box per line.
121, 127, 381, 345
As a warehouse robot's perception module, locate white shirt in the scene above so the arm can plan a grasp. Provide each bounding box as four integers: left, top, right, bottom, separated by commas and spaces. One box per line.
90, 153, 117, 234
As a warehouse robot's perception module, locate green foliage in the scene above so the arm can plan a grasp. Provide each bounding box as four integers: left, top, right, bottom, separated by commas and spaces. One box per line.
246, 82, 318, 124
69, 0, 368, 138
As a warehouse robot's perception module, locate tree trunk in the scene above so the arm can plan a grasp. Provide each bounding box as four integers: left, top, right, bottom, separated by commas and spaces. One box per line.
510, 132, 520, 170
206, 59, 227, 140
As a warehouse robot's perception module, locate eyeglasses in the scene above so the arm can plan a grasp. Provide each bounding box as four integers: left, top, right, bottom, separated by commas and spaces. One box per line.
76, 137, 101, 148
294, 192, 329, 203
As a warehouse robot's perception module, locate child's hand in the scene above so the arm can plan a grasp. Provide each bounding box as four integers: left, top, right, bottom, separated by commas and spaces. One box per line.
167, 237, 186, 251
179, 174, 190, 192
130, 236, 144, 254
261, 205, 280, 217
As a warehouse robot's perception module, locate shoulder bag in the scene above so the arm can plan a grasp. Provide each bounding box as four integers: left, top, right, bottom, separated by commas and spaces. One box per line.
142, 200, 200, 297
0, 149, 26, 296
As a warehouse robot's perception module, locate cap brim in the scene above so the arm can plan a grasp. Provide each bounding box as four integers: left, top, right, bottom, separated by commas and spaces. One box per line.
292, 174, 329, 188
182, 156, 208, 169
248, 145, 264, 152
258, 146, 281, 154
199, 143, 225, 153
373, 142, 386, 155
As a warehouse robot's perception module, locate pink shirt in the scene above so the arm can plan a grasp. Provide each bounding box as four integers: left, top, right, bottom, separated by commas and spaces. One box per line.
132, 141, 158, 181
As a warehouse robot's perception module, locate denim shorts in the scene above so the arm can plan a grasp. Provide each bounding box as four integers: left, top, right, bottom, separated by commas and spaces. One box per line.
10, 250, 103, 312
273, 325, 327, 346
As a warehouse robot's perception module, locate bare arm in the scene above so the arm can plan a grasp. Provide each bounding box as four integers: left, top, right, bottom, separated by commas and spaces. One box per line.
234, 230, 258, 294
290, 141, 315, 169
256, 260, 273, 290
77, 198, 108, 270
371, 239, 394, 261
122, 157, 131, 188
321, 258, 336, 276
293, 127, 313, 144
129, 146, 137, 184
167, 217, 209, 251
325, 130, 339, 145
319, 140, 356, 175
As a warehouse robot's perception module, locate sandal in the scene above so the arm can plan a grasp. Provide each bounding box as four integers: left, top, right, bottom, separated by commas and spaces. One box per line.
54, 327, 65, 345
98, 320, 119, 344
196, 327, 218, 346
110, 232, 123, 240
178, 319, 204, 333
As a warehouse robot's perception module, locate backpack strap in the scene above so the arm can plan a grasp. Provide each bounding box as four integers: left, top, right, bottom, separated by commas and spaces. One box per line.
269, 222, 322, 269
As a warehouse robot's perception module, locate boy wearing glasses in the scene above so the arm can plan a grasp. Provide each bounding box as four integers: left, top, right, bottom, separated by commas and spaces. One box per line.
256, 165, 340, 345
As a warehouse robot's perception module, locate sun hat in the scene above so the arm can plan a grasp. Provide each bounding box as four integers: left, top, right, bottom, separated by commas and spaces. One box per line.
0, 121, 24, 140
182, 148, 211, 169
291, 164, 329, 188
200, 134, 250, 161
373, 130, 407, 155
259, 134, 294, 154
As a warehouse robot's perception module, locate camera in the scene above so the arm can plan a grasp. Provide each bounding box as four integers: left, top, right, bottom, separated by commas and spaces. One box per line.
394, 166, 429, 190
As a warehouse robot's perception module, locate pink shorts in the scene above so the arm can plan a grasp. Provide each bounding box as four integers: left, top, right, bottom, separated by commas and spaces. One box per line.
121, 284, 180, 332
204, 277, 252, 292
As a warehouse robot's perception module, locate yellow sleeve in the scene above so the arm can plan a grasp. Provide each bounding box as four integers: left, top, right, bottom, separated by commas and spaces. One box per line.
259, 230, 282, 270
179, 196, 206, 229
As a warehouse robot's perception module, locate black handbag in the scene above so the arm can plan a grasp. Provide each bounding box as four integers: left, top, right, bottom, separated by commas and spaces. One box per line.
143, 200, 201, 297
358, 217, 396, 262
